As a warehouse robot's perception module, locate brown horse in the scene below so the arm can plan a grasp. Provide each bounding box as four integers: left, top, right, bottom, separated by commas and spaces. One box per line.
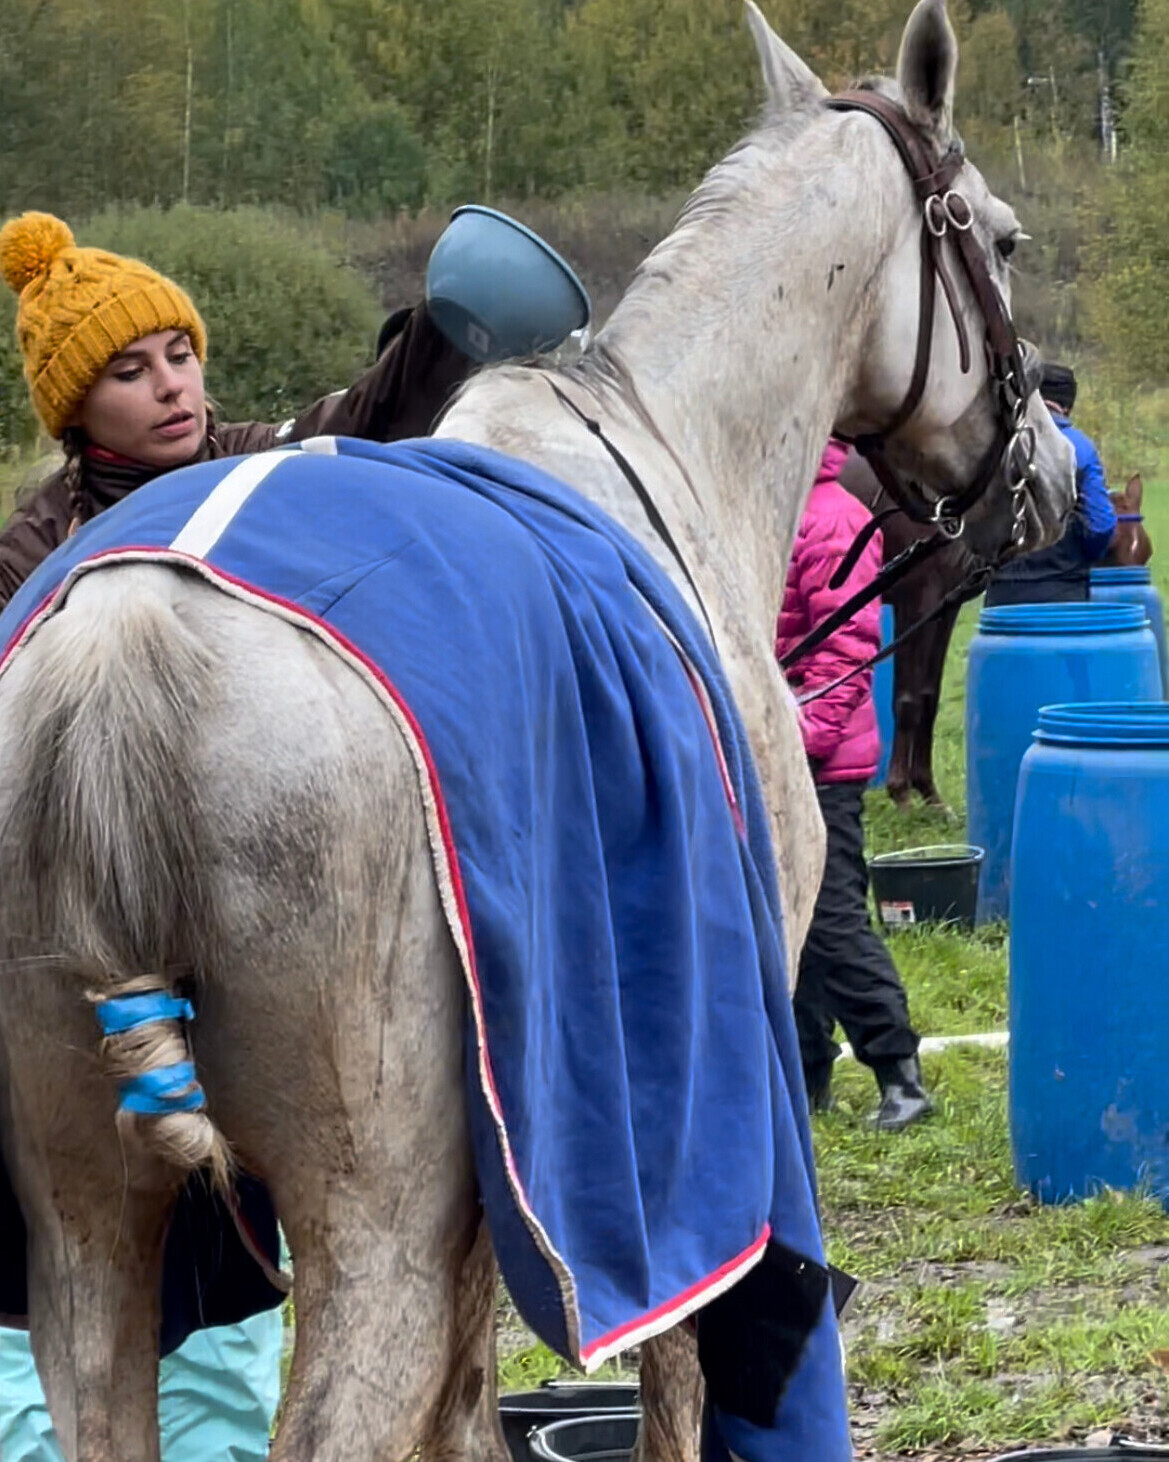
842, 457, 1152, 806
1103, 473, 1152, 567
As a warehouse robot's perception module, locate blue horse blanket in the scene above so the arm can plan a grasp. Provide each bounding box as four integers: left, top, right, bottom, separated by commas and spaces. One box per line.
0, 437, 850, 1458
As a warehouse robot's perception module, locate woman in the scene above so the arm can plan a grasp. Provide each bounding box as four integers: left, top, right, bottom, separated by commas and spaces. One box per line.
0, 208, 481, 1461
0, 211, 476, 608
776, 439, 932, 1132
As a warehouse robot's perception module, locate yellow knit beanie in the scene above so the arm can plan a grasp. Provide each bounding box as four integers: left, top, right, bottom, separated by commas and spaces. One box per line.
0, 212, 207, 439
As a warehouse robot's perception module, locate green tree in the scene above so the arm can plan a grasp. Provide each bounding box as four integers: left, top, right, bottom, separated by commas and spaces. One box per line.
1084, 0, 1169, 379
959, 9, 1024, 128
563, 0, 761, 192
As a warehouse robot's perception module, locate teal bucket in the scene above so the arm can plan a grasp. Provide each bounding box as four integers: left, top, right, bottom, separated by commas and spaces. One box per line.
427, 206, 591, 363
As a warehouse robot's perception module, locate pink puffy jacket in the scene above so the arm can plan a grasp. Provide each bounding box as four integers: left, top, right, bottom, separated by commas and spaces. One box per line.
775, 440, 882, 783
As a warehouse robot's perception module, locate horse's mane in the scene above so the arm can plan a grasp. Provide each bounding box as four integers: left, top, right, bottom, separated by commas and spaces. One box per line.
456, 72, 903, 411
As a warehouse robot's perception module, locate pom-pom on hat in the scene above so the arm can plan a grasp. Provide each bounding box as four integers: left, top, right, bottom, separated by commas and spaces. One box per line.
0, 211, 207, 438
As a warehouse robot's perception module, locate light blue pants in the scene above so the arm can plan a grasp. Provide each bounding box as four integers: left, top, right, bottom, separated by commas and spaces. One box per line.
0, 1309, 283, 1462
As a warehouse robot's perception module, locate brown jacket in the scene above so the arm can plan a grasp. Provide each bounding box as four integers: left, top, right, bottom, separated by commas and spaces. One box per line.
0, 304, 473, 609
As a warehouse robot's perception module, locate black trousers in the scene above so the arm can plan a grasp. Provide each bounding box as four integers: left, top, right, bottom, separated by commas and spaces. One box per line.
794, 781, 919, 1083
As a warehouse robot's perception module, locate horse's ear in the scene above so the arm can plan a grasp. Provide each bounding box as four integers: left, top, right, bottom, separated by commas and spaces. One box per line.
1125, 472, 1144, 510
745, 1, 827, 115
897, 0, 958, 146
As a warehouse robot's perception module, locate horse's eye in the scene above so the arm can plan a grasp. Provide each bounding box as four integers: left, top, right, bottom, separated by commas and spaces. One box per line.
997, 235, 1017, 261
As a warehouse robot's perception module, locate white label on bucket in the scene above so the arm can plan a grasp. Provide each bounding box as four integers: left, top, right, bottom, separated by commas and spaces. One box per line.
879, 900, 917, 927
467, 321, 492, 357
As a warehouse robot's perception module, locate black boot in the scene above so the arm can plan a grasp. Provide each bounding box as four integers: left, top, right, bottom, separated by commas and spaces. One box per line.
871, 1056, 933, 1132
805, 1067, 836, 1115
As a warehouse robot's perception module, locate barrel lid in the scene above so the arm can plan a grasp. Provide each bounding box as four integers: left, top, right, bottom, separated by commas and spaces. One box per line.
979, 603, 1149, 635
1090, 565, 1154, 586
1034, 701, 1169, 747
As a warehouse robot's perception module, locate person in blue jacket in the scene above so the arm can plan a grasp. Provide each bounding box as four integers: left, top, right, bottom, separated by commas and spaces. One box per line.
986, 362, 1116, 604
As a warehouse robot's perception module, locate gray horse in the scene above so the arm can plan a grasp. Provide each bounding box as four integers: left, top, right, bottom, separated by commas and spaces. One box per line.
0, 3, 1073, 1459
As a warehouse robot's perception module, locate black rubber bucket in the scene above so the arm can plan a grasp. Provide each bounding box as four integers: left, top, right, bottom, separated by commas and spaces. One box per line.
868, 843, 985, 930
991, 1447, 1169, 1459
529, 1413, 641, 1462
499, 1386, 640, 1462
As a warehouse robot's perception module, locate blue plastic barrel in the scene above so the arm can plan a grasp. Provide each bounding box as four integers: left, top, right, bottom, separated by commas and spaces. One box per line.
1010, 702, 1169, 1203
871, 603, 895, 787
965, 603, 1160, 922
1090, 565, 1168, 697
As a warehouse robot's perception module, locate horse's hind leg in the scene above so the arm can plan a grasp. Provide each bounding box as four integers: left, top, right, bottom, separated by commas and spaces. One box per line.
202, 832, 477, 1462
188, 627, 480, 1462
0, 967, 176, 1462
422, 1219, 510, 1462
887, 619, 918, 807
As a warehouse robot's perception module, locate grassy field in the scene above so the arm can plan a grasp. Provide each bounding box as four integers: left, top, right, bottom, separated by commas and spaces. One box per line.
5, 396, 1169, 1457
824, 397, 1169, 1459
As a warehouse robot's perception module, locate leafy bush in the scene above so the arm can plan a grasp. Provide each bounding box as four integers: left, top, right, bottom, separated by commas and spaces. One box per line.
0, 289, 37, 452
0, 204, 385, 447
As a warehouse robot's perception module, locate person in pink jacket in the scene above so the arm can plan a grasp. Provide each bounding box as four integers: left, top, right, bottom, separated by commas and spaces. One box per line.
776, 440, 932, 1131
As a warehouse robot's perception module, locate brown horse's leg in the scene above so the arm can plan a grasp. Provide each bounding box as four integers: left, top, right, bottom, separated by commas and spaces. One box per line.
910, 601, 961, 806
0, 966, 176, 1462
886, 607, 916, 806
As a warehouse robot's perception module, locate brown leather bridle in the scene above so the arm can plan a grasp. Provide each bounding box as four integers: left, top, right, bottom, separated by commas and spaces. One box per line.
825, 89, 1040, 550
777, 91, 1047, 679
549, 87, 1048, 680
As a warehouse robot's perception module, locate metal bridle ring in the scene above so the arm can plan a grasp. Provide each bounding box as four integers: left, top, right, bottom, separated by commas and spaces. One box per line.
924, 194, 949, 238
943, 190, 974, 231
930, 494, 960, 526
939, 514, 965, 540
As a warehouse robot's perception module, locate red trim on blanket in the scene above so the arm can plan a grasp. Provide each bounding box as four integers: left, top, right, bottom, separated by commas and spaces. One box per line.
0, 590, 61, 675
580, 1223, 771, 1365
0, 543, 765, 1364
676, 653, 745, 839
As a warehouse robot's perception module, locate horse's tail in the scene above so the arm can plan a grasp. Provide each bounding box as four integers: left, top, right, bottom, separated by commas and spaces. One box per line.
1, 567, 231, 1188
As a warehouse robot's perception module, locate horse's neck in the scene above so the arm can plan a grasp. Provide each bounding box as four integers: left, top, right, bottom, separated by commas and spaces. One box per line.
444, 116, 895, 639
582, 119, 894, 621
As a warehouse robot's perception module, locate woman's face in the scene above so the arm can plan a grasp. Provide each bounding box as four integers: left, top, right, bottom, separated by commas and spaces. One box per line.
73, 330, 207, 468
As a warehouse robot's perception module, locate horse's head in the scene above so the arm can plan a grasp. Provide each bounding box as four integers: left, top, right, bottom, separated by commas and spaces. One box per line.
748, 0, 1075, 565
1105, 473, 1153, 566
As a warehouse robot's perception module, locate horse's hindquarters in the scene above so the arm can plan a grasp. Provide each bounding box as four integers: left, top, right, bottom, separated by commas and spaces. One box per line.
0, 563, 479, 1462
